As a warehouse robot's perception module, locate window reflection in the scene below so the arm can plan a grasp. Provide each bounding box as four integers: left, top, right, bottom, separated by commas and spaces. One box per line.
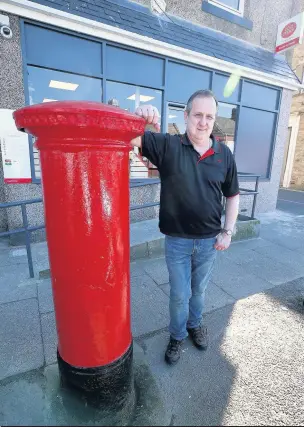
106, 81, 162, 115
106, 81, 162, 179
167, 106, 186, 135
213, 103, 237, 153
28, 66, 102, 104
27, 66, 102, 180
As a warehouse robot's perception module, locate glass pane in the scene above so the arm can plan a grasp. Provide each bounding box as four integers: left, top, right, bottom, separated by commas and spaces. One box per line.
167, 62, 211, 104
216, 0, 240, 10
25, 24, 102, 76
212, 73, 240, 103
106, 81, 162, 114
213, 103, 237, 153
242, 81, 279, 111
106, 81, 163, 179
28, 66, 102, 180
106, 46, 164, 88
167, 106, 186, 135
28, 66, 102, 104
235, 107, 277, 177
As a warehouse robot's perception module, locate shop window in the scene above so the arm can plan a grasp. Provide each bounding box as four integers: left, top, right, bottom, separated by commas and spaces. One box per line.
212, 73, 240, 104
166, 103, 236, 154
167, 105, 186, 135
106, 46, 164, 88
106, 81, 162, 179
213, 103, 237, 153
24, 24, 102, 76
167, 62, 211, 104
235, 107, 277, 177
241, 81, 280, 111
28, 66, 102, 180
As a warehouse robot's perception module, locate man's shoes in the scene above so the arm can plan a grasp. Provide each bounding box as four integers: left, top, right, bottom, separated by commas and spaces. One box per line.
165, 337, 183, 365
187, 325, 208, 350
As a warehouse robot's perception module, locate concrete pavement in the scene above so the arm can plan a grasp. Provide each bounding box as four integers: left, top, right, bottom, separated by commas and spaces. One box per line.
1, 210, 304, 425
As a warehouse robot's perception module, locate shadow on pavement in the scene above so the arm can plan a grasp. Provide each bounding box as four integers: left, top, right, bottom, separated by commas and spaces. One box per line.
141, 303, 237, 426
265, 276, 304, 316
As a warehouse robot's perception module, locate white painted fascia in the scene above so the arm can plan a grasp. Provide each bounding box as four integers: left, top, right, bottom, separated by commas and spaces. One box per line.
0, 0, 302, 91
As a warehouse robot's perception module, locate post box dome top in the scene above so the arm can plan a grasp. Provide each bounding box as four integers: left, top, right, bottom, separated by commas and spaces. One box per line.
13, 101, 146, 146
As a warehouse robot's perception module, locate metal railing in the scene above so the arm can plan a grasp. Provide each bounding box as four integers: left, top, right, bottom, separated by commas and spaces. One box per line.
237, 172, 260, 219
0, 198, 44, 278
0, 173, 259, 278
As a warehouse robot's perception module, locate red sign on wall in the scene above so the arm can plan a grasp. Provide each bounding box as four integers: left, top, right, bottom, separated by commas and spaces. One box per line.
276, 13, 304, 54
281, 22, 297, 39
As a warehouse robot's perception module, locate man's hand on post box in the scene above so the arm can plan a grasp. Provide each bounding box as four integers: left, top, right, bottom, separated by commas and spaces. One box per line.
131, 105, 161, 147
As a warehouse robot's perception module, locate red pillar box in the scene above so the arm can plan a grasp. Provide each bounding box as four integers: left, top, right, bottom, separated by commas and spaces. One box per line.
13, 102, 145, 407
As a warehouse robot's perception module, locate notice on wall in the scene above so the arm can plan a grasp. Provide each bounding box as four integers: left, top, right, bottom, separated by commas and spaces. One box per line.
0, 109, 32, 184
276, 12, 304, 54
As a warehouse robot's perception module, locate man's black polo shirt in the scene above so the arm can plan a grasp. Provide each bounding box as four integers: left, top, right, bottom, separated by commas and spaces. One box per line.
142, 132, 239, 239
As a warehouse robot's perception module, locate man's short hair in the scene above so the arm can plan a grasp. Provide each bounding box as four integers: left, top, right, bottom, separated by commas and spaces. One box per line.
186, 90, 218, 114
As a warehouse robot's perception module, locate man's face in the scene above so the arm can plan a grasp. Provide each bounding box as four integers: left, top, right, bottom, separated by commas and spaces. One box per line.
184, 96, 217, 143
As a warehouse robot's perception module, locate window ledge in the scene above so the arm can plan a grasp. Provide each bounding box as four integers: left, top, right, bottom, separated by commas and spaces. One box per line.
202, 1, 253, 30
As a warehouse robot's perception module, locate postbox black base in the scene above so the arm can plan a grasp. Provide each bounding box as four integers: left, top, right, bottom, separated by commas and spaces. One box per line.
57, 342, 134, 410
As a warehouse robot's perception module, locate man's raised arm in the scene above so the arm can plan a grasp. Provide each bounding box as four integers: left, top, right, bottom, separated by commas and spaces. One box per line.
131, 105, 161, 147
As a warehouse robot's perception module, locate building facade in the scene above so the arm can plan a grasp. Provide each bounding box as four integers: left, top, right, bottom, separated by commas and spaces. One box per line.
0, 0, 302, 237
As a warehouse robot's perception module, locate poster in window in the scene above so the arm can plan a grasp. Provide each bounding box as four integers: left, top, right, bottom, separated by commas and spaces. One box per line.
0, 109, 32, 184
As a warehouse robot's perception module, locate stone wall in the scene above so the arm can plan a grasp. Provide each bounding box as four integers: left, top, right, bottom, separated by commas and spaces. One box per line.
0, 12, 45, 241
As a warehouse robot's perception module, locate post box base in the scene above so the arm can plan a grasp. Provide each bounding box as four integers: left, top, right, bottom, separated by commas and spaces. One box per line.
57, 342, 134, 411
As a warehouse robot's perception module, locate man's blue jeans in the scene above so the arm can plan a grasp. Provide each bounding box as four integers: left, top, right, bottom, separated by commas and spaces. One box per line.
165, 235, 217, 341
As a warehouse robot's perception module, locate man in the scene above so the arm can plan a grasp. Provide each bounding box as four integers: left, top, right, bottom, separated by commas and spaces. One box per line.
131, 90, 240, 365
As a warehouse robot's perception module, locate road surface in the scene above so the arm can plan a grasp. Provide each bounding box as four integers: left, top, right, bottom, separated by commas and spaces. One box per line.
277, 188, 304, 215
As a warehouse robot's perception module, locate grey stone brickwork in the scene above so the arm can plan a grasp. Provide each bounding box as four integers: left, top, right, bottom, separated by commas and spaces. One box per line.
0, 13, 44, 240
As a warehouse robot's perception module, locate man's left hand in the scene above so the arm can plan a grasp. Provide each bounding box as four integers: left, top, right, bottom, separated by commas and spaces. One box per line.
214, 232, 232, 251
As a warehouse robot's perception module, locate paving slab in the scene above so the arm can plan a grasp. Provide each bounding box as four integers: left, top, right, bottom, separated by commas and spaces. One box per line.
143, 257, 169, 285
159, 281, 235, 313
259, 231, 304, 252
37, 279, 54, 314
225, 249, 302, 286
130, 260, 147, 278
41, 311, 57, 366
227, 237, 271, 254
130, 219, 162, 247
0, 272, 37, 305
0, 299, 44, 380
131, 274, 169, 337
212, 255, 275, 299
258, 214, 304, 252
0, 248, 29, 267
253, 242, 304, 275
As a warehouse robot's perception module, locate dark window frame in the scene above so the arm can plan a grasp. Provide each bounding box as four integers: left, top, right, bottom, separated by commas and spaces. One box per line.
202, 0, 253, 30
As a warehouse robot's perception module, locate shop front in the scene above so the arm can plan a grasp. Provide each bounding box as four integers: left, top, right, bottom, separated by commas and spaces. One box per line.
0, 0, 301, 235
